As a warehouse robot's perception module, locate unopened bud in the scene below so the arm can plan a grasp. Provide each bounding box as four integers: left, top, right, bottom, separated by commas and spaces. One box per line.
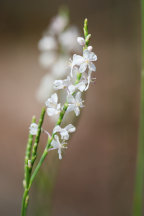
86, 34, 91, 42
23, 180, 26, 188
88, 46, 93, 51
77, 37, 85, 46
28, 160, 32, 168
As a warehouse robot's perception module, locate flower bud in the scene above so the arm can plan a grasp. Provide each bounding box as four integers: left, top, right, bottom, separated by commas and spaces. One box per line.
23, 180, 26, 188
88, 46, 93, 51
77, 37, 85, 46
28, 160, 32, 168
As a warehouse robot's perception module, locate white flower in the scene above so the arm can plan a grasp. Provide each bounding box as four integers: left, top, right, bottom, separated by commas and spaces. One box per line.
68, 81, 87, 94
53, 76, 71, 90
82, 70, 96, 91
45, 93, 61, 116
67, 92, 84, 116
51, 135, 67, 159
77, 37, 85, 46
29, 123, 38, 135
36, 74, 54, 102
69, 54, 84, 76
39, 52, 57, 69
59, 26, 80, 52
51, 57, 69, 78
87, 46, 93, 51
38, 36, 57, 51
49, 15, 68, 35
79, 49, 97, 73
28, 160, 32, 168
53, 124, 76, 140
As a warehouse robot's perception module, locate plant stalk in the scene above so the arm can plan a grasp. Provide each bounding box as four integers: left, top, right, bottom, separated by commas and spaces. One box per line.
133, 0, 144, 215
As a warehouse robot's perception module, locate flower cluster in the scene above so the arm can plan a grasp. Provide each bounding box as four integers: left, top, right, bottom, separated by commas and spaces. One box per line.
29, 21, 97, 160
36, 9, 80, 103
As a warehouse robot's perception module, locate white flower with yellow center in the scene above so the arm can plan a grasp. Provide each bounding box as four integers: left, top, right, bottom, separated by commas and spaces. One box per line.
67, 92, 84, 116
68, 81, 87, 94
53, 76, 71, 90
45, 93, 61, 116
79, 49, 97, 73
69, 54, 84, 77
53, 124, 76, 140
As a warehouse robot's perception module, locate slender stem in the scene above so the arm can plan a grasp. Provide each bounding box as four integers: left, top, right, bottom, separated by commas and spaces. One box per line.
21, 108, 46, 216
133, 1, 144, 215
31, 107, 46, 165
24, 116, 36, 188
29, 141, 50, 188
21, 189, 29, 216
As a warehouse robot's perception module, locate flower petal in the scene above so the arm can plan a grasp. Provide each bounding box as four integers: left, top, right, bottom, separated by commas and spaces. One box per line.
75, 91, 82, 102
47, 108, 57, 116
58, 148, 62, 160
53, 125, 62, 134
29, 123, 38, 135
67, 94, 75, 104
74, 107, 80, 116
88, 51, 97, 61
68, 84, 76, 94
79, 62, 87, 73
73, 54, 84, 65
65, 124, 76, 133
67, 104, 75, 113
51, 93, 58, 104
77, 82, 86, 92
53, 80, 65, 90
61, 130, 69, 140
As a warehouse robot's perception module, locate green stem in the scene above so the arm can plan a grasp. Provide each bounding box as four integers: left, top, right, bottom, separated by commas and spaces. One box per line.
133, 1, 144, 215
24, 116, 36, 188
21, 188, 29, 216
29, 139, 51, 188
21, 108, 46, 216
31, 107, 46, 165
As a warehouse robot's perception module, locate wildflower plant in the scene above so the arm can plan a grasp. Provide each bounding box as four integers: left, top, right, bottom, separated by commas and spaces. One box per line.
21, 18, 97, 216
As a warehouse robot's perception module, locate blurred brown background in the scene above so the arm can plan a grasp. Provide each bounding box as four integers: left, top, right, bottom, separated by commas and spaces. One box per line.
0, 0, 141, 215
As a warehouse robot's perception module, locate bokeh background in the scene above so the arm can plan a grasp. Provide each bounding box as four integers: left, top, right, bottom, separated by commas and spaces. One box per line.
0, 0, 141, 215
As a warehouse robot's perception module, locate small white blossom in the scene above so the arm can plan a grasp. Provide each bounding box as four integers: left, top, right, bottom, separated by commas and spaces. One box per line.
87, 46, 93, 51
36, 74, 54, 102
29, 123, 38, 135
49, 15, 68, 35
59, 26, 80, 52
51, 135, 67, 159
53, 76, 71, 90
38, 36, 57, 51
53, 124, 76, 140
45, 93, 61, 116
68, 81, 87, 94
28, 160, 32, 168
69, 54, 84, 76
39, 52, 56, 69
79, 49, 97, 73
79, 70, 96, 92
77, 37, 85, 46
67, 92, 84, 116
51, 57, 69, 78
